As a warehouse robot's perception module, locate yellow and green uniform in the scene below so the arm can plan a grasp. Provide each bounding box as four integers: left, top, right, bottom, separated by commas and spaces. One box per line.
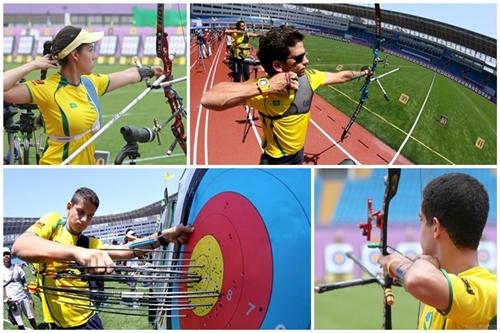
26, 72, 110, 165
418, 266, 497, 329
246, 69, 326, 158
27, 212, 107, 328
231, 31, 251, 59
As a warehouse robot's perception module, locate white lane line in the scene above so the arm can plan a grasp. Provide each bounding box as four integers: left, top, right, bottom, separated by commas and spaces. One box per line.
192, 41, 224, 164
310, 119, 361, 164
204, 43, 226, 164
390, 73, 436, 165
244, 106, 264, 151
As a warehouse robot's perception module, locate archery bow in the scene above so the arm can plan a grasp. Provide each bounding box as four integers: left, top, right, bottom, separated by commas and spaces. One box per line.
359, 168, 401, 328
315, 169, 400, 329
340, 4, 399, 142
155, 3, 187, 155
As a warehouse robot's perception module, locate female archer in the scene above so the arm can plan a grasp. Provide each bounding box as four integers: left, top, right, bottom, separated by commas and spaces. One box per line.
4, 26, 160, 165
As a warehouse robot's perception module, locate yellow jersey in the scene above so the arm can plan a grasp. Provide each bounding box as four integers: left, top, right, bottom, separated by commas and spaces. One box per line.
26, 72, 109, 165
27, 212, 107, 328
246, 69, 326, 158
231, 31, 251, 58
418, 266, 497, 329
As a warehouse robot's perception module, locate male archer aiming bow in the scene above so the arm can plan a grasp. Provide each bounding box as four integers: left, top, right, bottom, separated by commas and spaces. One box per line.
225, 20, 260, 82
12, 187, 194, 329
202, 26, 372, 165
378, 173, 496, 329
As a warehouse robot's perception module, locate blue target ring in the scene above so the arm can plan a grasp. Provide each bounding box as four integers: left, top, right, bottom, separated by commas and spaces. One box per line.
171, 169, 311, 329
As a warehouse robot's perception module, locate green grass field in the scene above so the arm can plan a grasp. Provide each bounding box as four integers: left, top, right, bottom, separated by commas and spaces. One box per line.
3, 62, 187, 165
304, 35, 496, 165
3, 268, 153, 329
315, 281, 421, 329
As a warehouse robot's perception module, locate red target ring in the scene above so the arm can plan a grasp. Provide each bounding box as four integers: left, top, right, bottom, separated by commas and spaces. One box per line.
179, 192, 273, 329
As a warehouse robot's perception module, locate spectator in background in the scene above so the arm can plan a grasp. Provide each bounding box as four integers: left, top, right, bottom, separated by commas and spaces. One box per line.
3, 247, 38, 330
123, 229, 139, 307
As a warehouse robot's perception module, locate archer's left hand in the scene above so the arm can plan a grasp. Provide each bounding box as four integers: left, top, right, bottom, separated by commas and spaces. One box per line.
360, 65, 373, 78
161, 225, 194, 244
378, 251, 412, 282
151, 66, 164, 79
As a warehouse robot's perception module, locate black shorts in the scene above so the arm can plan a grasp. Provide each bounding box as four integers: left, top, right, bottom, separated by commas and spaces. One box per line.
259, 148, 304, 165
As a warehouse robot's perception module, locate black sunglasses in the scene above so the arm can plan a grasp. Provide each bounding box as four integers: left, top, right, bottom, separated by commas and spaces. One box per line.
287, 52, 307, 64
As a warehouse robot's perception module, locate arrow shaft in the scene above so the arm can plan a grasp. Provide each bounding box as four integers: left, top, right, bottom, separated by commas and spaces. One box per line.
62, 265, 202, 274
35, 285, 219, 299
42, 273, 200, 284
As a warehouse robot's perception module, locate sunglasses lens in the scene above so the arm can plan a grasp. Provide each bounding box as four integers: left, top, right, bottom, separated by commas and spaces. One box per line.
293, 53, 305, 63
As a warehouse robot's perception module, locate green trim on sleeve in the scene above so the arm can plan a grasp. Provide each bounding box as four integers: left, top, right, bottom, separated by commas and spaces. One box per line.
103, 75, 110, 95
62, 142, 69, 161
437, 268, 453, 316
488, 315, 497, 330
26, 83, 35, 103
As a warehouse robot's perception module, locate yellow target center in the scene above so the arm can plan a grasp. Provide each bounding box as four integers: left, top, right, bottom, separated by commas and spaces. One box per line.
188, 234, 224, 316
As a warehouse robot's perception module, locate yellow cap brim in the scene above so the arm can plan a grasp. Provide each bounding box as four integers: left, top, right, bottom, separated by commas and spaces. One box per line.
56, 29, 104, 59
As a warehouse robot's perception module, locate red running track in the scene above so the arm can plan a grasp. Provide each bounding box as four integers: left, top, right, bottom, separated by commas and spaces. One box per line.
190, 40, 411, 165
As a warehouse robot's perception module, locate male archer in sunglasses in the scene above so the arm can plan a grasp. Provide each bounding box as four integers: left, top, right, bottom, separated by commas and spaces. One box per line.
202, 25, 371, 165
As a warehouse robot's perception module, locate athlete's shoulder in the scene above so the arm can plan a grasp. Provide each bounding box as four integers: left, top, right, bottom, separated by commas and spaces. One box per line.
33, 212, 64, 229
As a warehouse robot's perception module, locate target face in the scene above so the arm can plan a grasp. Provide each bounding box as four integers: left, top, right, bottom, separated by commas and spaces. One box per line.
179, 192, 273, 329
170, 169, 311, 329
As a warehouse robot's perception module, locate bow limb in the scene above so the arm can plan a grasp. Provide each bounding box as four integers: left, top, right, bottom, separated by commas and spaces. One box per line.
380, 168, 401, 329
340, 4, 382, 142
156, 4, 187, 155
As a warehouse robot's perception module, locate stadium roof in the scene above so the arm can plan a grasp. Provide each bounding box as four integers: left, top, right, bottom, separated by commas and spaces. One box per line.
4, 199, 167, 236
303, 4, 496, 58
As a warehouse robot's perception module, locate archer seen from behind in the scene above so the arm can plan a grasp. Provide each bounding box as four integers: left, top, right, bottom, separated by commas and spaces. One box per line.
202, 26, 371, 165
12, 187, 194, 329
378, 173, 496, 329
4, 26, 162, 165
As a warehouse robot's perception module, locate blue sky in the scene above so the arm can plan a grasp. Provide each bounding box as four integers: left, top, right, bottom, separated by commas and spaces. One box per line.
359, 4, 497, 38
3, 168, 184, 217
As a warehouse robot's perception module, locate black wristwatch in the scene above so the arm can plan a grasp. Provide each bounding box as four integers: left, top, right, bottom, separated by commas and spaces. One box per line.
157, 231, 169, 247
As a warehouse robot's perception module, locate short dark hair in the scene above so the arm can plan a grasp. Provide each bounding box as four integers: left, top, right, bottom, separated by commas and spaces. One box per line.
71, 187, 100, 209
236, 20, 245, 30
257, 26, 304, 76
421, 173, 489, 250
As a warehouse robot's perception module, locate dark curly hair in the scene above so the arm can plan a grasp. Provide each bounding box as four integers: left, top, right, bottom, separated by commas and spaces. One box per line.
421, 173, 489, 250
257, 26, 304, 76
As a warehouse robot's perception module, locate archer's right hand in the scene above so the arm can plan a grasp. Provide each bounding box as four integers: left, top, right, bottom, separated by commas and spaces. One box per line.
269, 72, 299, 95
31, 55, 58, 72
74, 248, 114, 274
